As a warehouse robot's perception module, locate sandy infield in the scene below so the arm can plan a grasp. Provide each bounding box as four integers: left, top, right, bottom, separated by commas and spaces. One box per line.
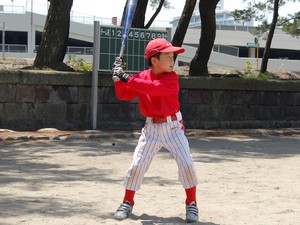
1, 134, 300, 225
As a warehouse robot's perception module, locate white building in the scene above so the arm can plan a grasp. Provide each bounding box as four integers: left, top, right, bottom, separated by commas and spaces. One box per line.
170, 0, 254, 28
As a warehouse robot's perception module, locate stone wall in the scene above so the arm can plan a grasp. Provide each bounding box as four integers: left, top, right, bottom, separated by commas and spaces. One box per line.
0, 70, 299, 131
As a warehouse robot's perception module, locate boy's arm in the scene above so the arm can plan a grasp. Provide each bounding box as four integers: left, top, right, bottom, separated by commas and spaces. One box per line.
114, 81, 138, 101
127, 73, 179, 96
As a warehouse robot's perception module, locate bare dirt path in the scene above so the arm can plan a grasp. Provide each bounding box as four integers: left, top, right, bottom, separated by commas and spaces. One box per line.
1, 134, 299, 225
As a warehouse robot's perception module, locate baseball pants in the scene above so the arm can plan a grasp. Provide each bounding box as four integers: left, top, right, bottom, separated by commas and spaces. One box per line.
124, 111, 198, 191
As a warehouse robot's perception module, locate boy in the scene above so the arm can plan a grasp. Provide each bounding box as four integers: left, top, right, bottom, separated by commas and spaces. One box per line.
111, 38, 199, 223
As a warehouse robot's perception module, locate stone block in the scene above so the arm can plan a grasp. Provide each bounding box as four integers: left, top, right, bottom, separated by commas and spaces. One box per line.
223, 91, 245, 105
0, 84, 16, 102
261, 92, 281, 106
67, 103, 91, 121
294, 93, 300, 106
53, 86, 78, 103
2, 103, 29, 120
119, 103, 137, 120
179, 89, 189, 104
188, 90, 204, 104
0, 103, 3, 120
286, 106, 300, 120
252, 106, 285, 120
211, 91, 225, 106
29, 103, 67, 120
101, 104, 120, 121
16, 84, 35, 103
99, 87, 110, 103
78, 86, 91, 103
244, 91, 263, 105
280, 92, 295, 106
36, 85, 53, 103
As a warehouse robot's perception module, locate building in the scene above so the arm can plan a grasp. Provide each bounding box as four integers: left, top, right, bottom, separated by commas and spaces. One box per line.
170, 0, 254, 28
0, 2, 299, 71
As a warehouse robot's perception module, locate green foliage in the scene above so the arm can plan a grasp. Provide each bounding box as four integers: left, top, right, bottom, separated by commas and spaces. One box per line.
231, 8, 255, 24
245, 60, 256, 70
65, 54, 92, 71
231, 0, 298, 38
279, 12, 300, 37
242, 72, 274, 79
149, 0, 173, 10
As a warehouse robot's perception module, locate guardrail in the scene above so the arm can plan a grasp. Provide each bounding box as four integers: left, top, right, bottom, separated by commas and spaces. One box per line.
0, 45, 93, 55
0, 44, 27, 53
213, 44, 239, 57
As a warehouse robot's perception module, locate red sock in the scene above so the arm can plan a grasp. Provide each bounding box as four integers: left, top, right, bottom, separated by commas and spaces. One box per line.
123, 189, 135, 206
185, 186, 197, 206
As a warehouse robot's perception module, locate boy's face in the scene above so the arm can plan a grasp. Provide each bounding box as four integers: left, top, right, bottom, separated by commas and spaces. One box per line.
151, 52, 175, 75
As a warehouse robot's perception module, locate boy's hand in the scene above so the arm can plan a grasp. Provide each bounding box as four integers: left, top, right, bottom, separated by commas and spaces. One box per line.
112, 57, 130, 82
112, 66, 132, 83
113, 57, 126, 69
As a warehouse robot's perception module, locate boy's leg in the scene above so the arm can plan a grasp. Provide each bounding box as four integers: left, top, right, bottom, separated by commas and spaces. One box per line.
161, 120, 199, 222
124, 124, 161, 191
162, 121, 198, 189
114, 124, 161, 220
185, 186, 198, 223
185, 186, 197, 206
114, 189, 135, 220
123, 189, 135, 206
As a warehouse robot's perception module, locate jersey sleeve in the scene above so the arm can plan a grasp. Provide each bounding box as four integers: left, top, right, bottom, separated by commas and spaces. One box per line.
127, 73, 179, 96
114, 80, 138, 101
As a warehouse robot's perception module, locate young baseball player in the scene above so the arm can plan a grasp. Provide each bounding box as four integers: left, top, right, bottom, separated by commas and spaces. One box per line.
112, 38, 199, 223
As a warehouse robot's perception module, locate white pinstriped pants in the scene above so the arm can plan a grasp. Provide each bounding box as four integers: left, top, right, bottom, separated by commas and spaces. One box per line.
124, 112, 198, 191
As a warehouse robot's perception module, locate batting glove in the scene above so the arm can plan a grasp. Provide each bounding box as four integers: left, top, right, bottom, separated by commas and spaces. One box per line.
113, 57, 126, 69
112, 66, 132, 83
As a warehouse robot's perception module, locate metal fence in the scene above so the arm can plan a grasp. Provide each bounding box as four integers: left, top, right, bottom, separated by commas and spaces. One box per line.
213, 44, 239, 57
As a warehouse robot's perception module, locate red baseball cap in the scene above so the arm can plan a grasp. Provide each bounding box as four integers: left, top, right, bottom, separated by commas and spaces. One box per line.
145, 38, 185, 59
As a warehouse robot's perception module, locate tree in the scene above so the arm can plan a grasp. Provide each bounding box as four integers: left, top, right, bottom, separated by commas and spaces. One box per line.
122, 0, 172, 28
172, 0, 197, 56
232, 0, 299, 73
260, 0, 280, 73
279, 11, 300, 37
33, 0, 73, 71
189, 0, 220, 77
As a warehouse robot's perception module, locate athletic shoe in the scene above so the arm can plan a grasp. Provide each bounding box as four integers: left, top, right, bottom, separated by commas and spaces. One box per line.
186, 202, 199, 223
114, 201, 133, 220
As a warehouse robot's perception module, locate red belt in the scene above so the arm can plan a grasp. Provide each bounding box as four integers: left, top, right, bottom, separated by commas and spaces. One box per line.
151, 114, 177, 123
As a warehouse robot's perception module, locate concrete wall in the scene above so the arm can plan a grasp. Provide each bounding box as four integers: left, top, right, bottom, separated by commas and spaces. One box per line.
0, 70, 300, 131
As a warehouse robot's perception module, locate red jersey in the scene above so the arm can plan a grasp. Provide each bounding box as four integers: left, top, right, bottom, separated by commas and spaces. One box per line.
114, 69, 180, 118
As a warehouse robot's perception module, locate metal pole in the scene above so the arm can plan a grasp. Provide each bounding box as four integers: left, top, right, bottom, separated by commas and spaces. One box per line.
2, 22, 5, 57
91, 21, 100, 129
11, 0, 14, 13
256, 47, 258, 69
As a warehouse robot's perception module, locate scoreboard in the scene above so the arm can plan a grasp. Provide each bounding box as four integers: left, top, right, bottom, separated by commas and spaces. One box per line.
98, 26, 168, 72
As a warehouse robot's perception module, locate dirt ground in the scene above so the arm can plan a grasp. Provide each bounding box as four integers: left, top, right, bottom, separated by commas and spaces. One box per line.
1, 133, 300, 225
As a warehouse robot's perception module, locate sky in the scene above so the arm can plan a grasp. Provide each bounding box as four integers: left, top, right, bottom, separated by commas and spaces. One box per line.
1, 0, 299, 22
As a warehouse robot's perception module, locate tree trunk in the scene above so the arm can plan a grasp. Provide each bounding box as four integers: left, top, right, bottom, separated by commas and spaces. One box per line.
132, 0, 148, 28
145, 0, 165, 29
172, 0, 197, 58
33, 0, 73, 71
122, 0, 167, 29
260, 0, 279, 73
189, 0, 219, 76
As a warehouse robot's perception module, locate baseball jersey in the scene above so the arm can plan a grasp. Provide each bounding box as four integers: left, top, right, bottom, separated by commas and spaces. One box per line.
114, 69, 180, 118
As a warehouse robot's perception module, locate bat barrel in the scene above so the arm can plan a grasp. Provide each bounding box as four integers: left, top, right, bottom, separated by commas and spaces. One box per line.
121, 0, 138, 46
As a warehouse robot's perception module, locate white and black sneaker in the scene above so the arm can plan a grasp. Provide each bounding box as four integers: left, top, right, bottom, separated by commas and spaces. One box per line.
114, 201, 133, 220
186, 202, 199, 223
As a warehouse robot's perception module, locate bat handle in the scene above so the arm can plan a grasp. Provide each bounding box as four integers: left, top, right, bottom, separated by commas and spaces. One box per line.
112, 46, 126, 82
119, 45, 125, 58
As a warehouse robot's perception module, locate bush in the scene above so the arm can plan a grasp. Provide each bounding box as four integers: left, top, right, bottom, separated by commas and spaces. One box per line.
65, 54, 92, 71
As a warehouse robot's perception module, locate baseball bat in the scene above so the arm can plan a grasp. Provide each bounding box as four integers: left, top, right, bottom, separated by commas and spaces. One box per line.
112, 0, 138, 81
119, 0, 138, 58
